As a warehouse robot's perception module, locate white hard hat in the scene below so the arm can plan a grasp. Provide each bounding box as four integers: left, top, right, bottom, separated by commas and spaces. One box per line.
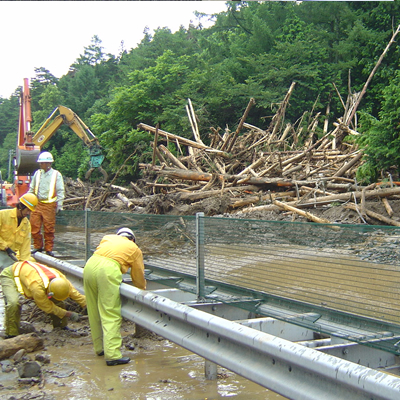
37, 152, 54, 163
116, 227, 136, 242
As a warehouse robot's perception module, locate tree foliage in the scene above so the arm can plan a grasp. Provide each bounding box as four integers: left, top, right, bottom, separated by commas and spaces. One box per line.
357, 69, 400, 183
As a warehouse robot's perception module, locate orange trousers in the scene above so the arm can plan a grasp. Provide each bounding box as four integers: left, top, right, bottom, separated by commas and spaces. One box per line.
30, 202, 57, 252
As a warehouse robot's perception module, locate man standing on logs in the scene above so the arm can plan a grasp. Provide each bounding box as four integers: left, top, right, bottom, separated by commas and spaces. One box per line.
0, 260, 86, 338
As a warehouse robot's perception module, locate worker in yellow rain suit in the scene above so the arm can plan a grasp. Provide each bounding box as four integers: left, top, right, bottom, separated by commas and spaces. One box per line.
0, 193, 38, 271
0, 260, 86, 338
83, 227, 146, 366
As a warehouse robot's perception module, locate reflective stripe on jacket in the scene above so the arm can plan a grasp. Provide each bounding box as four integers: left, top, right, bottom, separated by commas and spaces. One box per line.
9, 262, 86, 319
13, 261, 59, 297
33, 170, 59, 203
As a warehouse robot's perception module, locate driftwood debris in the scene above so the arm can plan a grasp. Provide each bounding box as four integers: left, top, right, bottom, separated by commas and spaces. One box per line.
134, 85, 399, 224
0, 333, 44, 360
344, 203, 400, 227
274, 200, 333, 225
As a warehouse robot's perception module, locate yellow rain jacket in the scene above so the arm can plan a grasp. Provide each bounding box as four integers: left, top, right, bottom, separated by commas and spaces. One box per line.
0, 208, 31, 260
94, 234, 146, 289
12, 261, 86, 319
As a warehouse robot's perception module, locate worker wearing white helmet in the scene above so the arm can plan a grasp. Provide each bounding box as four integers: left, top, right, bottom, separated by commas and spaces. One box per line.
28, 151, 65, 256
0, 193, 38, 271
83, 227, 146, 366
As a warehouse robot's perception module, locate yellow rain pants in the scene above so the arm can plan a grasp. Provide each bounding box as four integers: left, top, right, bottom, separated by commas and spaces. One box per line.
83, 254, 123, 361
0, 265, 70, 335
0, 266, 21, 336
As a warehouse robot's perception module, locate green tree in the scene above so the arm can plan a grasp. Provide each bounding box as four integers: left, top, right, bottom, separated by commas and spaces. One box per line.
59, 66, 100, 118
74, 35, 107, 66
0, 95, 19, 145
32, 84, 65, 132
30, 67, 59, 111
357, 69, 400, 182
0, 95, 19, 178
92, 50, 197, 180
0, 132, 18, 182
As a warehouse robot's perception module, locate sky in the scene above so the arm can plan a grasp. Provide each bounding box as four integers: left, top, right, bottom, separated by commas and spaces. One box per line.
0, 1, 228, 99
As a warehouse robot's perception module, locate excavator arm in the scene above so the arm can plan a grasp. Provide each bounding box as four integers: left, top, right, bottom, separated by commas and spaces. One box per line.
31, 105, 108, 181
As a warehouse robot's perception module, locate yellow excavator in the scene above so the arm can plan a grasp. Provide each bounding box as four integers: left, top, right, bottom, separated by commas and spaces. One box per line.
30, 105, 108, 182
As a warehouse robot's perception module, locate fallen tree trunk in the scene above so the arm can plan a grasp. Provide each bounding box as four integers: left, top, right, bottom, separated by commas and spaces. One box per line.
177, 185, 260, 202
381, 197, 394, 217
230, 191, 298, 209
117, 193, 134, 208
293, 186, 400, 206
0, 333, 44, 360
238, 186, 400, 214
138, 123, 229, 157
344, 203, 400, 227
274, 200, 333, 225
159, 144, 188, 170
333, 151, 364, 177
157, 167, 294, 188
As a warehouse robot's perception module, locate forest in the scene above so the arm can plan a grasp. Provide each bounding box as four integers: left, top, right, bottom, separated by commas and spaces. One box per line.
0, 1, 399, 186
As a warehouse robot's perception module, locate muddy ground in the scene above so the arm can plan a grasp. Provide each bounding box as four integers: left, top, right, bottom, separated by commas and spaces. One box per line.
0, 304, 278, 400
234, 198, 400, 225
149, 194, 400, 226
0, 297, 170, 400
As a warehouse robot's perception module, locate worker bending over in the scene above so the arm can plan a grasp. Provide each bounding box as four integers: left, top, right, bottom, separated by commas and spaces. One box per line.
28, 151, 64, 256
0, 193, 38, 271
83, 227, 146, 366
0, 260, 86, 338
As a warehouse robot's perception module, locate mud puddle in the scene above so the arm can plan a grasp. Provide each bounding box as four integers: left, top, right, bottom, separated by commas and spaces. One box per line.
1, 336, 285, 400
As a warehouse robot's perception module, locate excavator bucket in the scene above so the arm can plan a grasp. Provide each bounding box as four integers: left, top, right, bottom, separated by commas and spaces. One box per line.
85, 166, 108, 182
85, 145, 108, 182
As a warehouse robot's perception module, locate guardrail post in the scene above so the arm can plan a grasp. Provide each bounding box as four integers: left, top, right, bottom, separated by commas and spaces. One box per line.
85, 208, 91, 262
196, 212, 205, 299
205, 359, 218, 380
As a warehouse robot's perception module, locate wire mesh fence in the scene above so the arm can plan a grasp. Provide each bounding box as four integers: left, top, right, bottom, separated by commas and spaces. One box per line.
54, 210, 400, 326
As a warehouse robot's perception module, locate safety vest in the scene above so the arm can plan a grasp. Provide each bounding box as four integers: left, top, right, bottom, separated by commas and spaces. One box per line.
13, 261, 59, 297
34, 170, 59, 203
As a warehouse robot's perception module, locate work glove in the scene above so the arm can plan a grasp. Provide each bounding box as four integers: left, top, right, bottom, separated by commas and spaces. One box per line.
5, 248, 18, 261
69, 312, 80, 322
56, 204, 63, 215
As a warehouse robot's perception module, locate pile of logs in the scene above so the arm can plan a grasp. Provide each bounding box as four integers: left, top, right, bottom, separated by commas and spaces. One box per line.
62, 86, 400, 226
132, 91, 399, 226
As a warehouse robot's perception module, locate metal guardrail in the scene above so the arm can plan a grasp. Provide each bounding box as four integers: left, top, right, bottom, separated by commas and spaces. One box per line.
35, 252, 400, 400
